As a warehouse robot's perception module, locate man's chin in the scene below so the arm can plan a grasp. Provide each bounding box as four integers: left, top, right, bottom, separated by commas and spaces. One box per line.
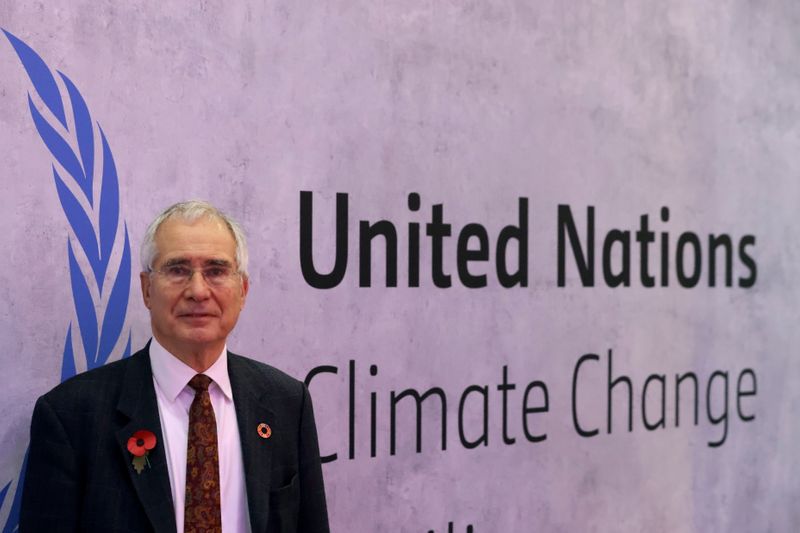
171, 323, 223, 346
180, 328, 222, 344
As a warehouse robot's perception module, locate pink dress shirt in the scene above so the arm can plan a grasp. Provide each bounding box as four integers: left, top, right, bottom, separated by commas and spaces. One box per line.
149, 338, 252, 532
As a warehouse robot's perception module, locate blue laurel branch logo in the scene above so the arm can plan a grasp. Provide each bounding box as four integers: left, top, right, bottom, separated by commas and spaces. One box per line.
1, 30, 133, 531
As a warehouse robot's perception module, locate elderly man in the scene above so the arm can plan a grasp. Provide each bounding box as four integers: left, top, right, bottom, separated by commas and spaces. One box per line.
20, 201, 329, 533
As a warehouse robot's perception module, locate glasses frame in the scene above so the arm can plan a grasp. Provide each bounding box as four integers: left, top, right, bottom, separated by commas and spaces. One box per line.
148, 264, 243, 288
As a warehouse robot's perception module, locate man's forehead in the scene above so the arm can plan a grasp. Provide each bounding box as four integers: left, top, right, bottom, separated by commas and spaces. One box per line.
158, 213, 230, 232
153, 216, 237, 260
156, 216, 234, 242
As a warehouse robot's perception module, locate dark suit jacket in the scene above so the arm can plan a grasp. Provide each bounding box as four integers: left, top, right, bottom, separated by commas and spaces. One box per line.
19, 346, 330, 533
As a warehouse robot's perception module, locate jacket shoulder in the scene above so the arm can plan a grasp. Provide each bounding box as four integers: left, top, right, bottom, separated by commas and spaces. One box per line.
37, 348, 147, 410
227, 352, 307, 398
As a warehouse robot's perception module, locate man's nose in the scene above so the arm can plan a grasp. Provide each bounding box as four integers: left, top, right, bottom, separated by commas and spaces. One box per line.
184, 270, 212, 299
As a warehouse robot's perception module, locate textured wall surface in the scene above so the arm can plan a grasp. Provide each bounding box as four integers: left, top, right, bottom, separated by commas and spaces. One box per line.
1, 1, 799, 531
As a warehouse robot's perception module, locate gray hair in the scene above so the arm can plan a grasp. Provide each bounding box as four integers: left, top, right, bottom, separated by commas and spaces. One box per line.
140, 200, 249, 277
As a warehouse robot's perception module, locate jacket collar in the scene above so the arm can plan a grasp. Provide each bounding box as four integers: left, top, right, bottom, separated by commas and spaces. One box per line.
229, 351, 275, 533
114, 344, 178, 533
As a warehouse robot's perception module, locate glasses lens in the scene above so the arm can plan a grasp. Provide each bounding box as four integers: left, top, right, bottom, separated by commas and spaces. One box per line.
203, 266, 233, 286
164, 265, 191, 284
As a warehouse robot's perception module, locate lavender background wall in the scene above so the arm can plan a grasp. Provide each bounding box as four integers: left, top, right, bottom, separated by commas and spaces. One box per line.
1, 1, 799, 531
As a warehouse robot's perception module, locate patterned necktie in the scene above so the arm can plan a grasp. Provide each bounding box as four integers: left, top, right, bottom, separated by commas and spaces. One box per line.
184, 374, 222, 533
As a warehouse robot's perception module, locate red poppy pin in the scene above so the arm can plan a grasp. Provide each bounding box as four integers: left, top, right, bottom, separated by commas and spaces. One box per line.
127, 429, 157, 474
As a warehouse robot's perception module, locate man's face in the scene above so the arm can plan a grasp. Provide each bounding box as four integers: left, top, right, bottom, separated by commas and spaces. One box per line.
140, 216, 249, 358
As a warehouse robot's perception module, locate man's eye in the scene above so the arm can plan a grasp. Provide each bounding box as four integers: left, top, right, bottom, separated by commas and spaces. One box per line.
165, 265, 191, 277
204, 267, 229, 279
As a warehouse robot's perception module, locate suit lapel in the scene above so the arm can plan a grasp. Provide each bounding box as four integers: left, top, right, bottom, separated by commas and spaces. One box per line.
115, 348, 177, 533
229, 353, 275, 533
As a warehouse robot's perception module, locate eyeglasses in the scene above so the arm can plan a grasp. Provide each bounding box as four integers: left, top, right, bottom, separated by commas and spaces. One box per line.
149, 264, 242, 287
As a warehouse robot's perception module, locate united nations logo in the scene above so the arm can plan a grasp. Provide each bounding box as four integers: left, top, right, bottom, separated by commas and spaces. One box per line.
0, 30, 132, 530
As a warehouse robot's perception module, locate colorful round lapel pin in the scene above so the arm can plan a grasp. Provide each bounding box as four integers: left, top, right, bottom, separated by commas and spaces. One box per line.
257, 422, 272, 439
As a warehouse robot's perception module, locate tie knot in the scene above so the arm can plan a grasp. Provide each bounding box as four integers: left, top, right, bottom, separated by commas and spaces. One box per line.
188, 374, 213, 392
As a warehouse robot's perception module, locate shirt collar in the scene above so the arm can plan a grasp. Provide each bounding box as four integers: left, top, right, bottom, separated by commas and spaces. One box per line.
149, 337, 234, 402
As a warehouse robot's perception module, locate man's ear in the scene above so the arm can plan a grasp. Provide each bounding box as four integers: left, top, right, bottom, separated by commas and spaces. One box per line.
240, 275, 249, 309
140, 272, 152, 309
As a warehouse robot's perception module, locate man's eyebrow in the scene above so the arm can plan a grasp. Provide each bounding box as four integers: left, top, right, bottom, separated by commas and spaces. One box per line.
158, 257, 233, 269
161, 258, 191, 267
204, 258, 233, 267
